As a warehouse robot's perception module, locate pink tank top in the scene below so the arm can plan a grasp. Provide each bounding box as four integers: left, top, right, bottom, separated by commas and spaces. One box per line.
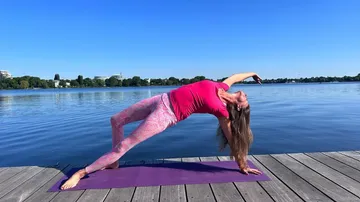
169, 80, 230, 121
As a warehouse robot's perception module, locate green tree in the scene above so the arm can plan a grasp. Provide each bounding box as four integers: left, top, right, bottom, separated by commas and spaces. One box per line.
117, 79, 122, 87
77, 75, 84, 86
47, 80, 55, 88
60, 80, 67, 88
83, 78, 93, 87
93, 79, 105, 87
122, 79, 131, 87
20, 80, 29, 89
9, 79, 19, 89
150, 78, 163, 86
141, 79, 149, 86
105, 76, 119, 87
130, 76, 141, 86
180, 78, 191, 85
168, 77, 180, 85
39, 80, 49, 88
70, 80, 80, 87
54, 74, 60, 80
356, 73, 360, 81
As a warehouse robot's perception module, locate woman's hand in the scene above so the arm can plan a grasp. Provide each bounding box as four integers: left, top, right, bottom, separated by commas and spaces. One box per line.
240, 167, 262, 175
252, 73, 262, 84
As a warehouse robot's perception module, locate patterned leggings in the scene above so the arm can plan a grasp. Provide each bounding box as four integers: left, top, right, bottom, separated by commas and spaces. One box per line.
85, 93, 178, 173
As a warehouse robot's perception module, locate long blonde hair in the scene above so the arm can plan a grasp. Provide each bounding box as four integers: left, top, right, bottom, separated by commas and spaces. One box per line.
217, 104, 253, 168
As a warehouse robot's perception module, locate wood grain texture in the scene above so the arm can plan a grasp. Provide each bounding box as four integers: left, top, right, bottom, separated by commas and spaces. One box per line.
323, 152, 360, 171
289, 153, 360, 199
0, 166, 44, 199
306, 152, 360, 182
247, 155, 303, 202
24, 165, 75, 202
255, 154, 331, 201
0, 164, 68, 202
217, 156, 274, 202
274, 153, 359, 202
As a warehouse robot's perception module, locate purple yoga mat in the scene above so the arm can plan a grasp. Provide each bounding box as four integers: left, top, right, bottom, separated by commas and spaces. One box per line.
48, 160, 270, 191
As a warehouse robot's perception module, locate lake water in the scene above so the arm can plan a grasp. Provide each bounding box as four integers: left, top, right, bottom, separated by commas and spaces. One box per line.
1, 83, 360, 167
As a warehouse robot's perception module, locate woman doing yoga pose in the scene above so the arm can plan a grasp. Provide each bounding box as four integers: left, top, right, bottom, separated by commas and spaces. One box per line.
61, 72, 262, 190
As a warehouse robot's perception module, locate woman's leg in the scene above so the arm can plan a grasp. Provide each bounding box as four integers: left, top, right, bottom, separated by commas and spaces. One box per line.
60, 93, 177, 190
104, 95, 160, 169
85, 94, 177, 173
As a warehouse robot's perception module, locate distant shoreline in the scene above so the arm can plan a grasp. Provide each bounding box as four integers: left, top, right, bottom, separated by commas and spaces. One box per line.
1, 80, 360, 91
1, 74, 359, 90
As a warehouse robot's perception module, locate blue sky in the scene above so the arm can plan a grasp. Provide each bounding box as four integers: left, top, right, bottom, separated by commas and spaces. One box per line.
0, 0, 359, 80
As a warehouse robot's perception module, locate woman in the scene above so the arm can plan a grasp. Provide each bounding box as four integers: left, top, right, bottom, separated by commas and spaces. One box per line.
61, 72, 262, 190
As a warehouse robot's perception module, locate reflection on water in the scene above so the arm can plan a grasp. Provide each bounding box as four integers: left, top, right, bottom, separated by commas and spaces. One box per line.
1, 83, 360, 167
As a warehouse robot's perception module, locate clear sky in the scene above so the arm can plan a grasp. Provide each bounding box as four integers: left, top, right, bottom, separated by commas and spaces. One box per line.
0, 0, 359, 80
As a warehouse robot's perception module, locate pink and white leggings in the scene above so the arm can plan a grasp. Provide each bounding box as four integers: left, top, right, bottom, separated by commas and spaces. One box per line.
85, 93, 178, 173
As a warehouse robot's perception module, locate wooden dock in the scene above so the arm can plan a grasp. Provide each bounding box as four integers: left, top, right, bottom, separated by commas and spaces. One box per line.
1, 151, 360, 202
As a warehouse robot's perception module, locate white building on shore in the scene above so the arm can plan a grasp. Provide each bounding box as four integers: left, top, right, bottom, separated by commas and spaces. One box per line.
112, 73, 124, 80
94, 73, 124, 81
0, 70, 12, 80
94, 76, 109, 81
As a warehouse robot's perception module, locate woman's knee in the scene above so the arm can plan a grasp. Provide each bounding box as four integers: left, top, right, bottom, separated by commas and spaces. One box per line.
110, 116, 117, 126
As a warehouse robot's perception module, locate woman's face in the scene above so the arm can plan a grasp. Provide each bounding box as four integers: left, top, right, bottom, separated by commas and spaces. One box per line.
233, 90, 249, 108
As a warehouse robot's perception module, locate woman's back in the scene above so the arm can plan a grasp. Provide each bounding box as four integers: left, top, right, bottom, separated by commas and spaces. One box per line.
169, 80, 230, 121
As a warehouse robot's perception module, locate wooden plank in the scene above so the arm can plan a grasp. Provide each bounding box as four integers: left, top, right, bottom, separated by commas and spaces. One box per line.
323, 152, 360, 171
160, 184, 186, 202
254, 154, 331, 201
0, 167, 8, 174
77, 162, 122, 202
104, 161, 135, 202
274, 153, 359, 201
163, 158, 182, 164
104, 187, 134, 202
160, 158, 186, 202
200, 156, 219, 162
24, 165, 75, 202
0, 164, 68, 202
0, 166, 44, 199
289, 153, 360, 198
76, 189, 110, 202
339, 151, 360, 162
50, 165, 87, 202
131, 159, 160, 202
201, 156, 244, 202
152, 158, 164, 164
182, 157, 216, 202
247, 155, 303, 202
0, 166, 26, 184
306, 152, 360, 182
216, 156, 274, 202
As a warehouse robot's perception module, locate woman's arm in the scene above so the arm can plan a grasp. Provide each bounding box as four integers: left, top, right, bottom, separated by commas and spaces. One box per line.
222, 72, 262, 87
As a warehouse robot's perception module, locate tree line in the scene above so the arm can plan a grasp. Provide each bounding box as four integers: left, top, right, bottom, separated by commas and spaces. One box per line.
1, 73, 359, 90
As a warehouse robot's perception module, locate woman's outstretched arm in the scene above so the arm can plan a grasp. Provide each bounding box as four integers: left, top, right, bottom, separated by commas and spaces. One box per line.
222, 72, 262, 87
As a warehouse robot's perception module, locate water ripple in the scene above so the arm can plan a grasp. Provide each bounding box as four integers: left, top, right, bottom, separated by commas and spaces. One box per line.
1, 83, 360, 166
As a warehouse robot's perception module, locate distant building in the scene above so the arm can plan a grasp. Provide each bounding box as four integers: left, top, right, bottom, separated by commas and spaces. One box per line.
54, 80, 70, 88
112, 73, 124, 80
54, 80, 60, 88
0, 70, 12, 80
94, 76, 109, 81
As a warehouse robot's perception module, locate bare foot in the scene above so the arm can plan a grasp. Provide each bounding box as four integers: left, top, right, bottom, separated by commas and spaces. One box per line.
101, 161, 120, 170
60, 169, 87, 190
